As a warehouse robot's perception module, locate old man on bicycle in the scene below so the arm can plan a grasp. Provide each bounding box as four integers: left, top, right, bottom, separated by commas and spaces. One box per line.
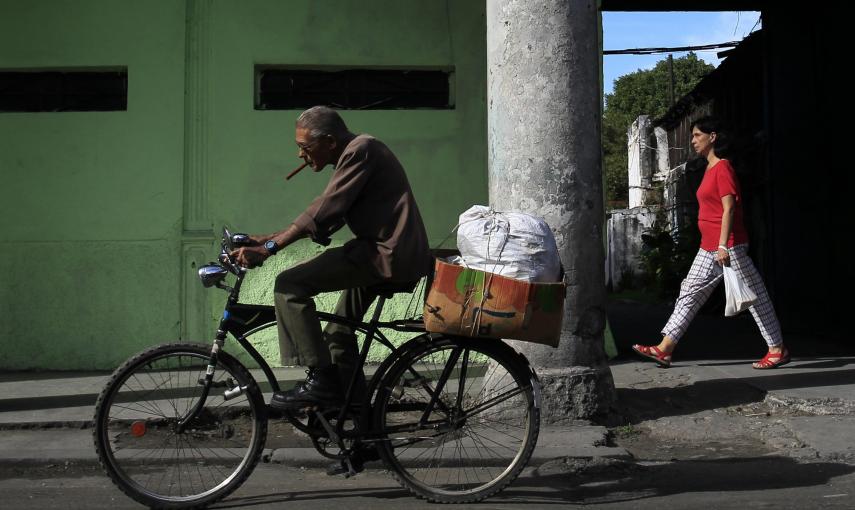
230, 106, 433, 410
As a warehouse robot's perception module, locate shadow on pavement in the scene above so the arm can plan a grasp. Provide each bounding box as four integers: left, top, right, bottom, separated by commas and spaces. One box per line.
608, 298, 855, 360
493, 457, 855, 505
613, 379, 765, 424
783, 359, 855, 370
610, 368, 855, 423
735, 368, 855, 391
212, 486, 410, 508
0, 394, 99, 413
212, 457, 855, 507
0, 371, 109, 383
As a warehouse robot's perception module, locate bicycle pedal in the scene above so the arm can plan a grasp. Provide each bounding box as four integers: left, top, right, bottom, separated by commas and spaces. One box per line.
326, 457, 363, 477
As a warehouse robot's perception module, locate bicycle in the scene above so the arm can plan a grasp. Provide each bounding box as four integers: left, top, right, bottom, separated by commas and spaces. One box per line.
93, 227, 542, 508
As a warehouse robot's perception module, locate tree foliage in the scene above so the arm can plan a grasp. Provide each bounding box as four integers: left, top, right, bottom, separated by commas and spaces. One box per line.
603, 53, 714, 207
638, 208, 700, 299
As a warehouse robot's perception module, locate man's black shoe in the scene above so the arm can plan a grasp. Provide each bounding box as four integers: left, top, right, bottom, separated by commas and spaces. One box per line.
270, 366, 343, 410
358, 443, 381, 462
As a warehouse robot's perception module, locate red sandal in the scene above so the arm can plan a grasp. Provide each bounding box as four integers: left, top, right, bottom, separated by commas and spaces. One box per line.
753, 347, 790, 369
632, 344, 672, 368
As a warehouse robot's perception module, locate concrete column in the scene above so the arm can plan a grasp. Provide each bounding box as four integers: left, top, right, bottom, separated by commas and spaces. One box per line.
487, 0, 615, 420
628, 115, 657, 208
654, 126, 670, 179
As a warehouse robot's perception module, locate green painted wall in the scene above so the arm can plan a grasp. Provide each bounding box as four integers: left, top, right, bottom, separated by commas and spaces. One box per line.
0, 0, 487, 370
0, 0, 186, 369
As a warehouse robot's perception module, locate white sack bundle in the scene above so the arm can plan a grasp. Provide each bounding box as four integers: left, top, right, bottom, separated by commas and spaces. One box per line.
456, 205, 561, 282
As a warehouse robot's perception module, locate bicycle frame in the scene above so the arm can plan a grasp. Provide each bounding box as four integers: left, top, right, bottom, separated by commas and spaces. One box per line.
190, 260, 428, 439
188, 228, 493, 454
95, 229, 541, 506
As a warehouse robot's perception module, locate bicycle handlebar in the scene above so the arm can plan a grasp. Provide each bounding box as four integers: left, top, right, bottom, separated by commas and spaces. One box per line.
220, 227, 250, 276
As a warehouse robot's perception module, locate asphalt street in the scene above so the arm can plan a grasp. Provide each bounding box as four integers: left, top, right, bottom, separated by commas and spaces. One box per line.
2, 459, 854, 509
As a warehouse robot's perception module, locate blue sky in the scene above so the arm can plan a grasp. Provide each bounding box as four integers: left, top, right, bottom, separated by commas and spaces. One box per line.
602, 11, 762, 95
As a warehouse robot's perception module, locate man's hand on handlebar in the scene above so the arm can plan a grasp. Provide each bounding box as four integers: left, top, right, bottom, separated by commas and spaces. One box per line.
226, 225, 303, 269
247, 234, 269, 246
229, 245, 268, 269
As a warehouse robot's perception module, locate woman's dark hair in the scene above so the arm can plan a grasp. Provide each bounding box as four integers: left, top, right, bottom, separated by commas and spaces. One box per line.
691, 115, 730, 156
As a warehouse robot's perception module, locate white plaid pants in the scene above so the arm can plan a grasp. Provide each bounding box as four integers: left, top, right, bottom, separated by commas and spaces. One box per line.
661, 244, 783, 347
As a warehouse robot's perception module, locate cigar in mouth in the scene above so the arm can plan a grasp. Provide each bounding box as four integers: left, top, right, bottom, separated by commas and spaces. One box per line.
286, 161, 310, 180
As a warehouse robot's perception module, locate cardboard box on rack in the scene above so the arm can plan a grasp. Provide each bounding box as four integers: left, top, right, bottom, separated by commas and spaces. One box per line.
423, 258, 565, 347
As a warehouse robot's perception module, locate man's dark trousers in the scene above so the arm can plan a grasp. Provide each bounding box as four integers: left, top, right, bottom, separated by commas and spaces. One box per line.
274, 247, 385, 389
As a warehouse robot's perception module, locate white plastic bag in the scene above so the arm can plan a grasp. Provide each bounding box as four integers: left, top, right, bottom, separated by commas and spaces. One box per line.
455, 205, 561, 282
723, 265, 757, 316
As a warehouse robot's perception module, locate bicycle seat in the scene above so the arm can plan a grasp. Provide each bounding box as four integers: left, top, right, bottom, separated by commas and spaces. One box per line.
368, 280, 419, 299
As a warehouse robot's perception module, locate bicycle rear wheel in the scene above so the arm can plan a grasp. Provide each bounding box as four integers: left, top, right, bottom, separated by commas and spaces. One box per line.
373, 335, 540, 503
93, 343, 267, 508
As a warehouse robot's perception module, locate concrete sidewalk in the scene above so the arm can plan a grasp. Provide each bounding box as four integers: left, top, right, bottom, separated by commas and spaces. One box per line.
608, 355, 855, 463
0, 366, 628, 466
2, 355, 854, 467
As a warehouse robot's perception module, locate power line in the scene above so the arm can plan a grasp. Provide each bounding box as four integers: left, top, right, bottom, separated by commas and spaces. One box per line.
604, 41, 741, 55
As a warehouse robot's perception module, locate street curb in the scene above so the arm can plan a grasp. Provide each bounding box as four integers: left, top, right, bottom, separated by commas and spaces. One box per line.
0, 425, 632, 468
0, 421, 92, 430
263, 446, 632, 469
0, 447, 632, 469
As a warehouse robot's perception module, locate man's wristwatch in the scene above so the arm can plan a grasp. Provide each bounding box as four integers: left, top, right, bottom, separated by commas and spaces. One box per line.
263, 240, 279, 256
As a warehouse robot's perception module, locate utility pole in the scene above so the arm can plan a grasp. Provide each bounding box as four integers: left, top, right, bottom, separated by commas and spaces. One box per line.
668, 54, 675, 106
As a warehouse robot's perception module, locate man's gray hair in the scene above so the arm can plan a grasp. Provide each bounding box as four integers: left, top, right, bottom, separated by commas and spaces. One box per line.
296, 106, 349, 139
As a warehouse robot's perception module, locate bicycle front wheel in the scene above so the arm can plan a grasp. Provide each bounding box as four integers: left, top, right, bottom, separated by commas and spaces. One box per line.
374, 335, 540, 503
93, 343, 267, 508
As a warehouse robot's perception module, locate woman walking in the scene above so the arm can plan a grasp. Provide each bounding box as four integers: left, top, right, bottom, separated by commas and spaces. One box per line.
632, 116, 788, 369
